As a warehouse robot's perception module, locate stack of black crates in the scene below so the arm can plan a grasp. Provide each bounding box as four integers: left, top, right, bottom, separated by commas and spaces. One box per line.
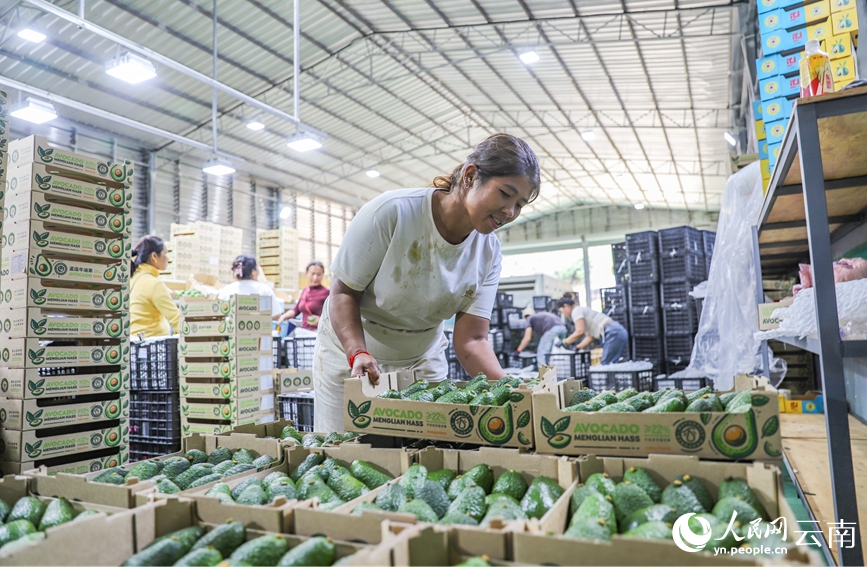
446, 292, 517, 379
625, 231, 664, 373
129, 337, 180, 461
274, 336, 317, 370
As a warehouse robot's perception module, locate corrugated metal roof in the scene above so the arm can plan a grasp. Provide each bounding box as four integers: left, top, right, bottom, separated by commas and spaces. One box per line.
0, 0, 745, 217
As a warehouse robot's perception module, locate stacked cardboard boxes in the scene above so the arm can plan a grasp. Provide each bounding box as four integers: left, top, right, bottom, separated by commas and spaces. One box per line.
0, 91, 6, 283
177, 294, 276, 436
0, 134, 133, 475
167, 221, 242, 284
256, 227, 299, 289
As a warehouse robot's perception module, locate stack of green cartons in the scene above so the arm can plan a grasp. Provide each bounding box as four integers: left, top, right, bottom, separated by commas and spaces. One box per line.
0, 134, 134, 475
178, 294, 276, 436
0, 90, 7, 284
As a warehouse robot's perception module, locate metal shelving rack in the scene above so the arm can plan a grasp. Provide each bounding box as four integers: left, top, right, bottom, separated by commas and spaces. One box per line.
753, 86, 867, 566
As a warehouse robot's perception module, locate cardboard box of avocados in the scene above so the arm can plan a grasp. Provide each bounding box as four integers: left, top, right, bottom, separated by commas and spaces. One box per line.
0, 366, 130, 399
532, 375, 783, 461
1, 446, 128, 476
343, 368, 553, 448
0, 338, 128, 368
3, 249, 129, 285
364, 522, 517, 566
9, 135, 135, 186
0, 421, 126, 463
178, 355, 273, 379
178, 294, 273, 318
179, 314, 273, 338
5, 189, 131, 236
180, 372, 275, 399
6, 161, 131, 209
3, 218, 129, 261
181, 393, 275, 421
179, 335, 271, 358
3, 307, 129, 339
512, 454, 822, 566
0, 390, 128, 430
180, 409, 275, 437
0, 277, 129, 312
276, 369, 314, 394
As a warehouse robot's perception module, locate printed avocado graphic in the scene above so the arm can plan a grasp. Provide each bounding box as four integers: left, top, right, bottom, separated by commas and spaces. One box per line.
517, 431, 531, 445
220, 385, 232, 399
26, 410, 44, 427
104, 429, 121, 447
711, 409, 759, 459
104, 400, 123, 419
105, 374, 122, 392
29, 348, 46, 365
106, 292, 122, 310
108, 241, 124, 258
219, 363, 232, 378
25, 441, 43, 458
540, 415, 571, 449
33, 231, 50, 247
34, 254, 53, 277
30, 318, 48, 336
347, 400, 372, 428
108, 216, 125, 233
28, 379, 46, 397
34, 202, 51, 219
110, 165, 126, 182
220, 342, 231, 356
30, 289, 47, 306
109, 189, 125, 206
764, 441, 781, 457
105, 347, 122, 364
106, 320, 123, 338
478, 404, 514, 445
104, 265, 118, 281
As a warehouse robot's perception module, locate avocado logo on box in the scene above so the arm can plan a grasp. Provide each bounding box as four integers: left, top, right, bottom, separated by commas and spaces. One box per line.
347, 400, 372, 428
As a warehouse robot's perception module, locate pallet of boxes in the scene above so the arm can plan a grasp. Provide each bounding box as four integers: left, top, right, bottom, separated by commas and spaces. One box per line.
0, 133, 133, 475
169, 221, 243, 285
177, 294, 276, 436
257, 227, 298, 289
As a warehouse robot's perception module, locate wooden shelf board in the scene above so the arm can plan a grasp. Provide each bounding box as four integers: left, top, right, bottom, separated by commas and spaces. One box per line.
781, 413, 867, 440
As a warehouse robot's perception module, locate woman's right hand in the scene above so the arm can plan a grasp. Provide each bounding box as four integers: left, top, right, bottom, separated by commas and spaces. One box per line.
351, 352, 381, 386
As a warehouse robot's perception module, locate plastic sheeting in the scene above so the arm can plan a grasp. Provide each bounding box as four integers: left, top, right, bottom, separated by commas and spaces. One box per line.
671, 162, 783, 390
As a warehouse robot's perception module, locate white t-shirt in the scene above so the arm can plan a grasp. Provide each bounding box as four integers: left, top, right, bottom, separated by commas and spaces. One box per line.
571, 306, 612, 340
331, 187, 502, 333
218, 280, 283, 316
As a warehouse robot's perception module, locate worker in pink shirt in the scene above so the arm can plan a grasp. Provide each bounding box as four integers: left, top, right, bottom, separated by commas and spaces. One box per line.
278, 261, 330, 331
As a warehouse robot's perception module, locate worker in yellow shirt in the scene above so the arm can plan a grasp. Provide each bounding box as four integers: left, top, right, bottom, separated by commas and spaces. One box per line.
130, 235, 180, 338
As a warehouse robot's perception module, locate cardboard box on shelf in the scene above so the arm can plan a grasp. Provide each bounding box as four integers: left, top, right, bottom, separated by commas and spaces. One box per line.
5, 189, 131, 236
178, 294, 273, 318
768, 141, 782, 169
512, 454, 821, 566
179, 314, 272, 337
830, 0, 854, 12
276, 369, 313, 394
762, 277, 796, 290
0, 338, 129, 368
831, 54, 856, 80
0, 277, 129, 312
178, 356, 273, 379
179, 335, 272, 358
808, 19, 833, 41
759, 9, 784, 34
828, 32, 853, 58
2, 249, 128, 285
532, 375, 782, 460
2, 307, 128, 339
758, 297, 794, 330
0, 366, 130, 399
835, 75, 856, 90
765, 118, 787, 145
831, 7, 858, 34
343, 368, 551, 448
3, 219, 129, 262
9, 135, 134, 186
5, 162, 130, 210
0, 391, 128, 430
0, 421, 126, 463
180, 372, 275, 399
779, 391, 824, 413
755, 119, 767, 141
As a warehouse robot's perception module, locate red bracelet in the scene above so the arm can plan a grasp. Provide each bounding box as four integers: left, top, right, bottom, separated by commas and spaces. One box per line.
349, 351, 370, 369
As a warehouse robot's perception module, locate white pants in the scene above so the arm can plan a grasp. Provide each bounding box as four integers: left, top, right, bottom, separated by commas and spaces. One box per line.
312, 298, 448, 432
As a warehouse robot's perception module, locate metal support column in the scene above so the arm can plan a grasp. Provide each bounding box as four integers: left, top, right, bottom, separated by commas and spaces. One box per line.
147, 152, 157, 235
857, 0, 867, 78
797, 102, 863, 566
581, 238, 592, 308
751, 225, 771, 377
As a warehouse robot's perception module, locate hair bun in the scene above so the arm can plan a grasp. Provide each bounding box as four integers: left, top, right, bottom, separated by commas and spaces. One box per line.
131, 249, 139, 257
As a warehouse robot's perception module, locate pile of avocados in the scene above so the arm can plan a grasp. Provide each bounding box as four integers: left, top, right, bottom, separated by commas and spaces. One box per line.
0, 496, 99, 553
565, 468, 791, 556
92, 447, 275, 493
122, 521, 338, 566
376, 373, 536, 405
351, 462, 565, 527
279, 426, 360, 447
563, 386, 754, 413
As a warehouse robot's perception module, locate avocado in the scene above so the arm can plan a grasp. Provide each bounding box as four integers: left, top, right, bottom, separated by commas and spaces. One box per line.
185, 449, 208, 464
267, 480, 298, 503
157, 479, 182, 494
478, 404, 514, 445
719, 391, 741, 407
592, 392, 618, 405
399, 464, 429, 499
416, 480, 450, 519
644, 397, 685, 413
427, 469, 457, 491
302, 434, 325, 448
572, 491, 617, 534
7, 497, 46, 527
623, 467, 662, 503
520, 477, 565, 520
38, 497, 76, 530
228, 535, 289, 566
712, 496, 763, 524
564, 517, 612, 541
0, 497, 10, 522
323, 432, 344, 446
687, 394, 724, 412
263, 472, 290, 487
277, 536, 336, 566
0, 531, 45, 553
711, 409, 759, 459
401, 380, 430, 398
675, 474, 715, 512
454, 556, 491, 567
584, 472, 616, 497
598, 402, 636, 413
717, 477, 768, 520
280, 426, 304, 443
300, 476, 342, 506
123, 537, 185, 566
223, 463, 257, 477
567, 389, 596, 406
569, 485, 600, 515
650, 388, 671, 404
174, 547, 223, 566
463, 464, 495, 494
128, 461, 160, 481
174, 467, 218, 490
564, 403, 595, 412
622, 520, 672, 540
252, 454, 275, 468
163, 459, 191, 480
491, 470, 528, 501
612, 482, 654, 525
290, 453, 325, 483
687, 513, 721, 535
661, 480, 706, 516
236, 484, 267, 506
436, 390, 471, 404
73, 510, 102, 522
350, 460, 393, 489
327, 473, 369, 502
707, 521, 742, 552
467, 391, 493, 405
189, 474, 224, 490
624, 395, 654, 412
447, 475, 474, 500
351, 502, 383, 515
481, 494, 527, 525
583, 398, 609, 411
377, 389, 402, 399
191, 521, 246, 558
231, 449, 256, 465
621, 504, 678, 533
447, 485, 487, 522
146, 526, 205, 556
724, 389, 752, 410
0, 520, 36, 547
375, 483, 407, 512
438, 512, 479, 526
204, 447, 232, 465
615, 388, 639, 402
398, 499, 439, 523
206, 483, 232, 497
686, 386, 713, 404
232, 478, 265, 501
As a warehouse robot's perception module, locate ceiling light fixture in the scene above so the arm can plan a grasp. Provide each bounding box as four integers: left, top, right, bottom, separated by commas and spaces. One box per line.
366, 170, 380, 178
581, 130, 596, 142
724, 132, 737, 146
17, 28, 46, 43
246, 120, 265, 131
634, 203, 646, 210
11, 97, 57, 124
279, 206, 292, 220
202, 157, 235, 176
286, 131, 322, 152
519, 51, 539, 64
105, 52, 157, 84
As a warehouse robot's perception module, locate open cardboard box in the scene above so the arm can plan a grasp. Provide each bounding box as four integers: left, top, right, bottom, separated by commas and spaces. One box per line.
512, 454, 822, 566
532, 375, 782, 460
343, 368, 556, 448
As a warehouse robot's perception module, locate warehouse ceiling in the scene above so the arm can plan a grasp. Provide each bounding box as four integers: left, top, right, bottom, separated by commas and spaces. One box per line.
0, 0, 750, 219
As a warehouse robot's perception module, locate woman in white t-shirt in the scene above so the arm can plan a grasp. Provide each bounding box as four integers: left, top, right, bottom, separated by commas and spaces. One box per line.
556, 297, 629, 365
218, 255, 283, 317
313, 134, 540, 432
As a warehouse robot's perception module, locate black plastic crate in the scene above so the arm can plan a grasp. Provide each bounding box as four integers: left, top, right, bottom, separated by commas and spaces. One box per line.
628, 253, 660, 284
488, 328, 505, 353
490, 307, 501, 327
695, 297, 704, 321
496, 293, 513, 308
130, 439, 182, 462
629, 309, 662, 338
625, 231, 659, 257
587, 368, 654, 393
665, 359, 691, 376
705, 255, 713, 277
660, 281, 693, 308
660, 250, 706, 283
627, 284, 660, 310
654, 375, 709, 392
130, 391, 179, 421
658, 226, 704, 256
702, 230, 716, 257
278, 392, 314, 432
131, 338, 178, 390
444, 330, 456, 361
448, 360, 471, 380
663, 305, 698, 336
605, 306, 629, 330
632, 336, 663, 360
601, 287, 627, 311
503, 308, 525, 331
664, 334, 695, 359
545, 351, 591, 381
281, 337, 316, 370
506, 352, 535, 369
532, 296, 551, 312
612, 242, 629, 285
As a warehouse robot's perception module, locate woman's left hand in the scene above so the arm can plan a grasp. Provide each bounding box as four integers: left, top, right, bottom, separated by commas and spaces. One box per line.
308, 315, 320, 326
